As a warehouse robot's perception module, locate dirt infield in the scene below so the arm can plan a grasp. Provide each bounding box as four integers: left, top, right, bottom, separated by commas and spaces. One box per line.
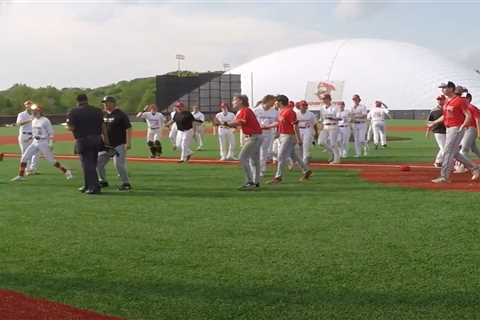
0, 290, 123, 320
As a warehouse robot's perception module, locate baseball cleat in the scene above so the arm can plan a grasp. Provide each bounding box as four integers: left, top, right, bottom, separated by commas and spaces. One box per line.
65, 170, 73, 180
431, 176, 448, 183
10, 175, 25, 182
434, 162, 442, 168
186, 154, 192, 162
238, 182, 258, 191
471, 169, 480, 181
329, 160, 341, 165
0, 153, 4, 161
300, 170, 313, 181
219, 157, 226, 161
99, 180, 109, 188
267, 177, 282, 184
118, 183, 132, 191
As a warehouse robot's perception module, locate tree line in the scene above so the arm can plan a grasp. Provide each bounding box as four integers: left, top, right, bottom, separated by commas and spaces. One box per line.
0, 77, 156, 115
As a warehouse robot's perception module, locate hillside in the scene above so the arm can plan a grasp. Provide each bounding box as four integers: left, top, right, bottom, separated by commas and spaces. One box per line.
0, 77, 156, 115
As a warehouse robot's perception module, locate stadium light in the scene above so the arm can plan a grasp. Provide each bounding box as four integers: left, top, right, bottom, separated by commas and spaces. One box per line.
176, 54, 185, 72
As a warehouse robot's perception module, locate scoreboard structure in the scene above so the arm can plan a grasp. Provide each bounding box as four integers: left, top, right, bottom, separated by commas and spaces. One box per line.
156, 72, 241, 115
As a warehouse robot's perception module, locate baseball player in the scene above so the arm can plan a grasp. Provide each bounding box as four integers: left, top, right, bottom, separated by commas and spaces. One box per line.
350, 94, 369, 157
253, 95, 278, 175
136, 104, 165, 158
318, 94, 341, 164
227, 95, 263, 190
15, 100, 39, 175
11, 104, 72, 181
168, 106, 178, 150
294, 100, 318, 165
192, 106, 205, 151
426, 95, 447, 167
460, 93, 480, 159
428, 81, 480, 183
167, 102, 195, 163
367, 101, 391, 149
336, 101, 351, 158
267, 95, 312, 184
214, 102, 237, 161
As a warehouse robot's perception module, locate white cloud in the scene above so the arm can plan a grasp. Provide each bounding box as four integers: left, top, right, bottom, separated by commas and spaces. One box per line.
0, 3, 325, 89
335, 0, 387, 20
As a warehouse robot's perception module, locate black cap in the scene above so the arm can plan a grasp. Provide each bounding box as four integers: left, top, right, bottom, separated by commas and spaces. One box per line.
438, 81, 456, 89
102, 96, 116, 103
76, 94, 88, 103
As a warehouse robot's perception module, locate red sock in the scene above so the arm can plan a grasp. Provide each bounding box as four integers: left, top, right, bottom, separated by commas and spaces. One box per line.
19, 162, 27, 176
54, 162, 67, 173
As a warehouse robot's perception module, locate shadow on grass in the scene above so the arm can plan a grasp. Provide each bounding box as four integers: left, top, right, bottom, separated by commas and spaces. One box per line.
1, 272, 479, 309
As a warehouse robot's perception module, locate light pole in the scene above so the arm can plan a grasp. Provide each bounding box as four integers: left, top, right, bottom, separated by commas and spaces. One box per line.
176, 54, 185, 72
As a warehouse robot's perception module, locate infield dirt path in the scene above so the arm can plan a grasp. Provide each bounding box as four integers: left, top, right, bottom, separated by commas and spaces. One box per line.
0, 290, 123, 320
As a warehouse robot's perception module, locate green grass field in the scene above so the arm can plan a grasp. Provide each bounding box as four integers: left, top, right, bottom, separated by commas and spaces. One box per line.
1, 120, 480, 319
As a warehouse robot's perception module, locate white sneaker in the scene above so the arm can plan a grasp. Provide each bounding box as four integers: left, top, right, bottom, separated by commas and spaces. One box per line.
11, 176, 25, 182
471, 169, 480, 181
25, 170, 36, 176
65, 170, 73, 180
454, 166, 467, 173
329, 160, 341, 165
219, 157, 226, 161
431, 176, 448, 183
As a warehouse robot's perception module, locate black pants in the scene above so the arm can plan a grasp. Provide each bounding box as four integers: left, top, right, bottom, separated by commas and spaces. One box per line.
76, 135, 102, 191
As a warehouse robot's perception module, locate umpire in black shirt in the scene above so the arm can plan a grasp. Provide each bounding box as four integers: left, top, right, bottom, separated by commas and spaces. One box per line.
67, 94, 107, 195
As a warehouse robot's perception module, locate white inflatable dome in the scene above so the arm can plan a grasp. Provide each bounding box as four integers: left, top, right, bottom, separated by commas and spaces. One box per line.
230, 39, 480, 110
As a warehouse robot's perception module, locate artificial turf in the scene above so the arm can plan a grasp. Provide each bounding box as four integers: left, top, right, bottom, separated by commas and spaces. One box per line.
1, 120, 480, 319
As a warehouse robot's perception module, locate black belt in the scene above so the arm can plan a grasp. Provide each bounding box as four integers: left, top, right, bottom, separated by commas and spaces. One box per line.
323, 123, 337, 126
338, 125, 348, 127
353, 121, 365, 124
299, 126, 310, 129
150, 127, 160, 130
34, 136, 47, 140
22, 132, 32, 135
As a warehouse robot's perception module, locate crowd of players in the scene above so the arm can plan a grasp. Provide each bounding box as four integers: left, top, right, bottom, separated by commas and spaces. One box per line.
3, 80, 477, 192
136, 93, 391, 190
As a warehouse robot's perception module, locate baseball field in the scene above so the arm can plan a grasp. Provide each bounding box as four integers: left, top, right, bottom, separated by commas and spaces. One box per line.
1, 120, 479, 320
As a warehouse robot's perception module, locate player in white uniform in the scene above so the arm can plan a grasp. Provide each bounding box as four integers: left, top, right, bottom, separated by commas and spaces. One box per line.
253, 95, 277, 175
318, 94, 341, 164
168, 105, 179, 150
350, 94, 369, 157
336, 101, 351, 158
15, 100, 39, 175
214, 102, 237, 160
192, 106, 205, 151
295, 100, 318, 165
367, 101, 391, 148
11, 104, 72, 181
137, 104, 165, 158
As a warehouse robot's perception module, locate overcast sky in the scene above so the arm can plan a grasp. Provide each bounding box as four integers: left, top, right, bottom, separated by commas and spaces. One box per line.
1, 0, 479, 90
